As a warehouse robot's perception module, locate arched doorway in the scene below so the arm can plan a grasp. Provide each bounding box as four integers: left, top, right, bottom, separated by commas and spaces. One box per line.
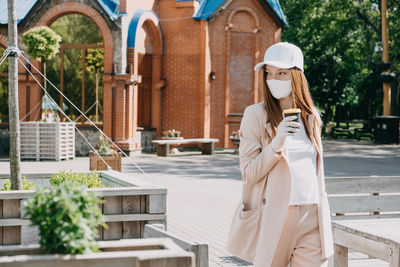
137, 21, 154, 129
224, 8, 260, 147
127, 10, 163, 137
47, 14, 104, 123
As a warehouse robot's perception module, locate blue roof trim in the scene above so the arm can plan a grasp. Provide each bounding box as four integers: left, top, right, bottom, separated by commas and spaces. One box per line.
0, 0, 38, 24
127, 9, 160, 48
96, 0, 121, 21
192, 0, 287, 26
192, 0, 224, 20
0, 0, 123, 24
267, 0, 288, 26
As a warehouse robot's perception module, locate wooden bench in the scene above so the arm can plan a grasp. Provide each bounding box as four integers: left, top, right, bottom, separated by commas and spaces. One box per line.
331, 122, 353, 139
352, 120, 374, 140
144, 224, 209, 267
152, 138, 219, 157
326, 176, 400, 267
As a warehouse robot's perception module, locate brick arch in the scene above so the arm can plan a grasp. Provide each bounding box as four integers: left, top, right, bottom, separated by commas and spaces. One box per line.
224, 6, 261, 147
127, 9, 163, 56
226, 7, 261, 31
36, 2, 113, 73
0, 34, 8, 48
127, 9, 163, 135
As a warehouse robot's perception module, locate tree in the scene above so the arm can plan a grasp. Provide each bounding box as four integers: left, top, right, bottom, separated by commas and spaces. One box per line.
22, 26, 62, 61
22, 26, 62, 121
279, 0, 387, 131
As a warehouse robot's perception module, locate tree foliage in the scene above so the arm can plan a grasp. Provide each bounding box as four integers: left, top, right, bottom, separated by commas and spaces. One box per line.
280, 0, 400, 128
22, 26, 62, 61
24, 182, 106, 254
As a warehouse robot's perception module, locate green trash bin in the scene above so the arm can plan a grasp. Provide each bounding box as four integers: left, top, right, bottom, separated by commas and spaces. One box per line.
374, 116, 400, 144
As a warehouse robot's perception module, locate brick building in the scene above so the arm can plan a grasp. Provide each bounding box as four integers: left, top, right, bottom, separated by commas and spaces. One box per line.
0, 0, 287, 153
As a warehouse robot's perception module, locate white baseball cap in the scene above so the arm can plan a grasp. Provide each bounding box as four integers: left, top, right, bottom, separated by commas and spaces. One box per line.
254, 42, 304, 72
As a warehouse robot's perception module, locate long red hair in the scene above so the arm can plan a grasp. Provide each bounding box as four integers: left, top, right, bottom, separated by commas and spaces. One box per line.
260, 67, 321, 146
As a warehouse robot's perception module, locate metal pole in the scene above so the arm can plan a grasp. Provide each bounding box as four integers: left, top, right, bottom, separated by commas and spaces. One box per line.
381, 0, 390, 115
7, 0, 21, 190
96, 72, 99, 122
81, 49, 86, 123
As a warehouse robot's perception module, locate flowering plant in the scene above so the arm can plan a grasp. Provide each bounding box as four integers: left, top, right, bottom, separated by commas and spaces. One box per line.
162, 129, 181, 138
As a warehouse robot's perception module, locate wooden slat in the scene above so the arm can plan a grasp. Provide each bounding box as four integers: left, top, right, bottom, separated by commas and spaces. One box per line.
334, 243, 348, 267
332, 219, 400, 247
331, 213, 400, 220
103, 196, 123, 240
144, 224, 209, 267
332, 227, 392, 262
0, 219, 30, 226
0, 199, 2, 245
94, 187, 167, 197
103, 222, 122, 240
122, 195, 141, 238
104, 214, 166, 222
326, 176, 400, 194
3, 199, 21, 245
99, 170, 167, 189
147, 194, 167, 214
328, 195, 400, 213
141, 195, 147, 236
0, 239, 195, 266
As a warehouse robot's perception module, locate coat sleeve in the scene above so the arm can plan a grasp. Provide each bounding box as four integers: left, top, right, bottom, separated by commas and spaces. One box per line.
239, 106, 282, 186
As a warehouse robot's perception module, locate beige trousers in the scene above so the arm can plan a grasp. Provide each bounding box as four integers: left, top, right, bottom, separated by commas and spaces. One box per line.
270, 204, 328, 267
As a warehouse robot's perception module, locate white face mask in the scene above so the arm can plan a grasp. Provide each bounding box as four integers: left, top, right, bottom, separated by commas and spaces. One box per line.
267, 79, 292, 99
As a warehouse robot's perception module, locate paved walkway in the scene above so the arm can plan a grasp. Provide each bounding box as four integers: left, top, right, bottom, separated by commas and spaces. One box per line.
0, 139, 399, 266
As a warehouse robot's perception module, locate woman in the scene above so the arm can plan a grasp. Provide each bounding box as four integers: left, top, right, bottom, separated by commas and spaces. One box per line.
226, 42, 334, 267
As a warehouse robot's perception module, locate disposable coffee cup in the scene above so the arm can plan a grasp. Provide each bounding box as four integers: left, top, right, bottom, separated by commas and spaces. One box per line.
283, 108, 301, 123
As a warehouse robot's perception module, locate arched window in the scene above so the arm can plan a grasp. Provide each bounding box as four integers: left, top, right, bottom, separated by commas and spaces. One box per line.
47, 14, 104, 122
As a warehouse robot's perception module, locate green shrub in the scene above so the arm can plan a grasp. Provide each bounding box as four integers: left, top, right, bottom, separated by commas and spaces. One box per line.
1, 176, 35, 191
24, 183, 106, 254
22, 26, 62, 61
49, 170, 103, 188
97, 135, 116, 156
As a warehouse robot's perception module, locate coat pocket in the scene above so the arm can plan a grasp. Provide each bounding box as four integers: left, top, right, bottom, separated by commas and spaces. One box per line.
240, 204, 260, 220
226, 202, 262, 263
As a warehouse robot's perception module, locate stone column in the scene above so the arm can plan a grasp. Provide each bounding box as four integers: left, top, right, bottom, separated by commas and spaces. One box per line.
103, 73, 142, 155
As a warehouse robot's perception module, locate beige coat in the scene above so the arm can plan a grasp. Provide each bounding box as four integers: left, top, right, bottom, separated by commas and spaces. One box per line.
226, 102, 334, 267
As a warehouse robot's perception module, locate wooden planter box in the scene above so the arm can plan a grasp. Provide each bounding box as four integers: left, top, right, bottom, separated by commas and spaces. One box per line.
90, 151, 122, 172
0, 238, 194, 267
0, 171, 167, 245
20, 122, 75, 161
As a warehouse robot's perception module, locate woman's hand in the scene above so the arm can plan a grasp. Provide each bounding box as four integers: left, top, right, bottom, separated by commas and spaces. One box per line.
270, 116, 300, 153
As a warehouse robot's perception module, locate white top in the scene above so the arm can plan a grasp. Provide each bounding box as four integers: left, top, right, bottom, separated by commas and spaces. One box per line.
286, 119, 319, 205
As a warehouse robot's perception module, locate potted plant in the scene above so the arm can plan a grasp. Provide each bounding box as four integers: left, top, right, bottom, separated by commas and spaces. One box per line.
0, 182, 188, 266
89, 135, 122, 171
24, 182, 106, 254
161, 129, 183, 140
230, 131, 240, 154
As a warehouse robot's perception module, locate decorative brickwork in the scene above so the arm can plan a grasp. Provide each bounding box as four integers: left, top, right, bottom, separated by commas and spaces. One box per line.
1, 0, 283, 152
36, 2, 113, 73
